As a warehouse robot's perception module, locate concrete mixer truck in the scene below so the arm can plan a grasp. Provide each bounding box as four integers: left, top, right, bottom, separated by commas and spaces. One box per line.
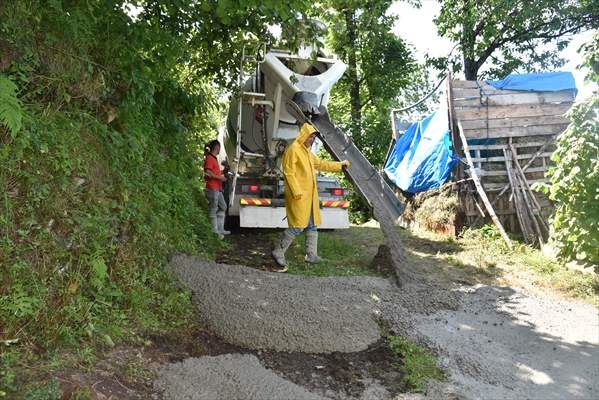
221, 44, 351, 229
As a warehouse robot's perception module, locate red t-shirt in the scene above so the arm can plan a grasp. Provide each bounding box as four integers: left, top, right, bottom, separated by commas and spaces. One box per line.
204, 154, 223, 191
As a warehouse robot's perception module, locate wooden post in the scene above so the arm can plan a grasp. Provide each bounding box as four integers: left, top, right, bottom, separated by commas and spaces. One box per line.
488, 142, 550, 208
446, 73, 463, 180
509, 143, 550, 236
457, 121, 513, 249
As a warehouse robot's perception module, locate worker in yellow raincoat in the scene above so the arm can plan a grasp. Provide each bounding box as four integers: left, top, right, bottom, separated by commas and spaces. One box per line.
272, 122, 350, 272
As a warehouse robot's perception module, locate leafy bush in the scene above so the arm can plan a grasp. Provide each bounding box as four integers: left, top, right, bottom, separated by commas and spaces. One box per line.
537, 95, 599, 265
534, 34, 599, 265
0, 1, 223, 363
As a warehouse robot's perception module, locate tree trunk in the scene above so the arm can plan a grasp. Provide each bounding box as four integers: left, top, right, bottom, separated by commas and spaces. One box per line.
464, 57, 479, 80
344, 9, 361, 137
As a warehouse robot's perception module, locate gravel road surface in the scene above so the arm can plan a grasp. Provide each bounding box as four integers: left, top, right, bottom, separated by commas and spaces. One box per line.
161, 254, 599, 400
169, 253, 388, 353
155, 354, 327, 400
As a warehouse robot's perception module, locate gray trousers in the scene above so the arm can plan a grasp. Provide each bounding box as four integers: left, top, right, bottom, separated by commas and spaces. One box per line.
206, 189, 227, 219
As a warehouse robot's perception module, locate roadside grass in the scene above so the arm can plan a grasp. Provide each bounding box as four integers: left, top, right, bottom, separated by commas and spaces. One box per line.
285, 226, 385, 277
388, 336, 445, 393
406, 224, 599, 306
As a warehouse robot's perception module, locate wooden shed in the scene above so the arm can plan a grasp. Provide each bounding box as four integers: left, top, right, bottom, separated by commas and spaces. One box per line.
448, 79, 576, 244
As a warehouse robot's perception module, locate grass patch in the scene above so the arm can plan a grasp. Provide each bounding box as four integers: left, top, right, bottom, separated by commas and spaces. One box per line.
411, 225, 599, 306
388, 336, 445, 393
286, 226, 384, 277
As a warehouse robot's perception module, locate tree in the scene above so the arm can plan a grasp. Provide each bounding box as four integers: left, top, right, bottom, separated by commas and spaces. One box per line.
434, 0, 598, 80
538, 34, 599, 265
322, 0, 417, 164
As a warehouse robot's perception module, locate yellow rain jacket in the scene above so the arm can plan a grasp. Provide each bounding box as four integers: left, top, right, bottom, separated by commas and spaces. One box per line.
282, 123, 343, 228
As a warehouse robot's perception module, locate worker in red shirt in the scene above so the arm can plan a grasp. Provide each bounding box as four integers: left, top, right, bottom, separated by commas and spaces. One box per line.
204, 140, 229, 238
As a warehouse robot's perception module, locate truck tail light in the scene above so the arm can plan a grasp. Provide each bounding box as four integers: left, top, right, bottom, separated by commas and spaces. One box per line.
329, 188, 346, 196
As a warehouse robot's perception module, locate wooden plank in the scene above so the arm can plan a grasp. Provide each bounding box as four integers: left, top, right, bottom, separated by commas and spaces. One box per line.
484, 178, 550, 190
458, 120, 513, 249
454, 90, 575, 105
471, 152, 553, 163
510, 143, 544, 244
452, 80, 480, 89
460, 115, 567, 130
505, 147, 536, 243
454, 98, 482, 107
468, 141, 554, 150
463, 123, 567, 139
509, 142, 551, 236
479, 166, 547, 176
453, 87, 501, 97
455, 103, 572, 121
484, 91, 574, 106
446, 74, 463, 180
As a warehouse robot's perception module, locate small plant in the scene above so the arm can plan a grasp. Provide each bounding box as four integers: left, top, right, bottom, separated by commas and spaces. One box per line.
0, 75, 23, 138
70, 387, 92, 400
388, 336, 445, 392
444, 255, 467, 268
0, 351, 17, 395
23, 379, 60, 400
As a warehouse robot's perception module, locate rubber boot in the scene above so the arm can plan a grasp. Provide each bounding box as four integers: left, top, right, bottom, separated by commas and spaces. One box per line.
209, 216, 223, 239
271, 231, 295, 272
305, 231, 323, 264
217, 212, 231, 235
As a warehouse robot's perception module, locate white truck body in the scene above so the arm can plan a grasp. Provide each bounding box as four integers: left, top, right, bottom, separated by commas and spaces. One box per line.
223, 46, 350, 229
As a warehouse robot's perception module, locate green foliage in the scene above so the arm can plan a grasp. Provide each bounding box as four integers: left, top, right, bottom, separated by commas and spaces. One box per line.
0, 0, 325, 392
0, 0, 235, 376
319, 0, 424, 219
0, 351, 18, 395
22, 380, 60, 400
537, 95, 599, 264
434, 0, 598, 79
388, 336, 445, 393
323, 0, 417, 165
0, 75, 23, 137
533, 34, 599, 264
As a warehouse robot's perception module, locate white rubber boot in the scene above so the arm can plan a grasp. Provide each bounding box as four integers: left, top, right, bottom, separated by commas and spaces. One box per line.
272, 231, 295, 271
217, 212, 231, 235
305, 231, 323, 264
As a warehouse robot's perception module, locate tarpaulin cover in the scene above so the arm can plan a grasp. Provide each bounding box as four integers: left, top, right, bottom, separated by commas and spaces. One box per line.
384, 105, 458, 193
486, 71, 577, 96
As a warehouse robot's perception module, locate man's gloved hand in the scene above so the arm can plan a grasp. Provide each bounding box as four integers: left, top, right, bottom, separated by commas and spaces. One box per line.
293, 193, 303, 200
341, 160, 351, 168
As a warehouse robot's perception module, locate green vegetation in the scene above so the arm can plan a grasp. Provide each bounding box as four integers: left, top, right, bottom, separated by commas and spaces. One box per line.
0, 0, 316, 395
536, 34, 598, 266
434, 0, 598, 79
414, 225, 599, 306
322, 0, 416, 163
388, 335, 445, 393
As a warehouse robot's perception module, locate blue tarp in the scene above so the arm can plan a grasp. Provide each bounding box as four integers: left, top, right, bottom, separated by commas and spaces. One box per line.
487, 71, 577, 96
384, 106, 458, 193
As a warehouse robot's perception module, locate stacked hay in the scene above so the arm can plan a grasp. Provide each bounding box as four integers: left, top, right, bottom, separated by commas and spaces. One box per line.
399, 184, 462, 236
